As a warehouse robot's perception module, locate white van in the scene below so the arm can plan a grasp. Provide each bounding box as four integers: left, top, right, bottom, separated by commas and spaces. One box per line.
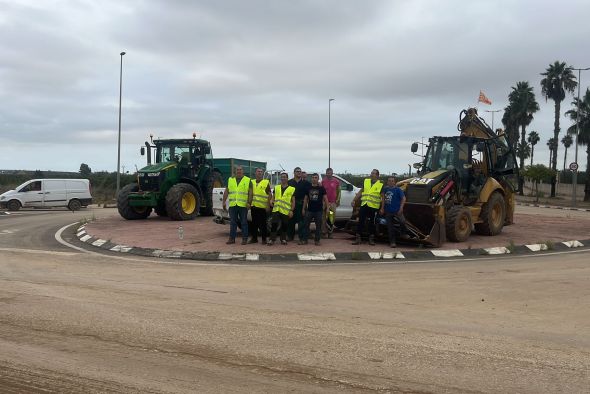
0, 179, 92, 211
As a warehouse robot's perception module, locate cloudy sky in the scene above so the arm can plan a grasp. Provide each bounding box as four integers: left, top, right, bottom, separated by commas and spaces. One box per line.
1, 0, 589, 175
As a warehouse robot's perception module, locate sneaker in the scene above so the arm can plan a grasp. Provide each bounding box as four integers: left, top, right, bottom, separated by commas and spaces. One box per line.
281, 240, 288, 245
314, 240, 320, 246
241, 239, 248, 245
248, 238, 258, 244
226, 238, 235, 244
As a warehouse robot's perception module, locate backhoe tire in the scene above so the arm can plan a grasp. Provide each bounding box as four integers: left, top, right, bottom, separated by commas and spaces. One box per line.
166, 183, 199, 221
446, 206, 472, 242
200, 170, 224, 216
117, 184, 152, 220
475, 192, 506, 236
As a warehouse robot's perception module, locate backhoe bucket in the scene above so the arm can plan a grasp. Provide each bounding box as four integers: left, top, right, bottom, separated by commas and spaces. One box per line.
403, 203, 445, 248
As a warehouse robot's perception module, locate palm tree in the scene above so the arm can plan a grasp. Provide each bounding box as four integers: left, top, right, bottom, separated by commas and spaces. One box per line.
565, 88, 590, 201
547, 138, 557, 167
502, 105, 519, 149
540, 61, 577, 197
507, 81, 540, 195
561, 134, 573, 171
527, 130, 540, 165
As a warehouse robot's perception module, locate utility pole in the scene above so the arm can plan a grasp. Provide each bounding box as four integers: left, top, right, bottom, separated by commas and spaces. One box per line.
484, 109, 502, 130
116, 51, 126, 195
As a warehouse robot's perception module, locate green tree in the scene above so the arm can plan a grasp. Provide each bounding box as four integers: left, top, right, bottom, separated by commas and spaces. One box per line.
561, 134, 573, 171
565, 88, 590, 201
506, 81, 540, 195
540, 61, 577, 197
523, 164, 556, 202
527, 130, 540, 165
79, 163, 92, 177
516, 141, 531, 162
502, 105, 519, 148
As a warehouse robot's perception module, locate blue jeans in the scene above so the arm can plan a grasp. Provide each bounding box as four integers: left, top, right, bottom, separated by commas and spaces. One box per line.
229, 206, 248, 240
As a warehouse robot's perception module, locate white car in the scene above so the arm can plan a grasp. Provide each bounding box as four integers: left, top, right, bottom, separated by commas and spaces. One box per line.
212, 171, 359, 225
0, 178, 92, 211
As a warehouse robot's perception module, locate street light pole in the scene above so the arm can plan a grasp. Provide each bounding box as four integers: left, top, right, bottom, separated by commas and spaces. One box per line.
116, 51, 126, 196
571, 66, 590, 207
484, 109, 502, 130
328, 98, 335, 168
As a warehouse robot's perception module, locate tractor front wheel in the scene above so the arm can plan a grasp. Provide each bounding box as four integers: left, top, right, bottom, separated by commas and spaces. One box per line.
117, 184, 152, 220
446, 206, 472, 242
166, 183, 200, 221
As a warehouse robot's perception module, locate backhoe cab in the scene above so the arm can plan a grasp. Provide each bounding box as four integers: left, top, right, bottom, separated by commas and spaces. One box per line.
117, 134, 223, 221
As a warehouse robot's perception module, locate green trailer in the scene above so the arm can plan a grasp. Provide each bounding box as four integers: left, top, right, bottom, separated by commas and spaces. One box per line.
212, 158, 266, 184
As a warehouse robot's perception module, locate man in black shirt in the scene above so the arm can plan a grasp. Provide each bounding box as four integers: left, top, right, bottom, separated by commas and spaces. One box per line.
287, 167, 310, 241
300, 173, 328, 245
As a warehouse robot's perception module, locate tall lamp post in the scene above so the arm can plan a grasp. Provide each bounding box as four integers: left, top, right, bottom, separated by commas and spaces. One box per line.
484, 109, 502, 130
328, 98, 335, 168
116, 51, 126, 195
571, 66, 590, 207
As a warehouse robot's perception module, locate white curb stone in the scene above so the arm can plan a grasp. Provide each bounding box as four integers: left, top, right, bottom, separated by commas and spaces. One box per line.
80, 235, 92, 242
298, 253, 336, 261
76, 230, 86, 237
368, 252, 405, 260
484, 246, 511, 255
431, 249, 464, 257
110, 245, 132, 253
563, 240, 584, 248
245, 253, 260, 261
525, 243, 548, 252
92, 239, 107, 247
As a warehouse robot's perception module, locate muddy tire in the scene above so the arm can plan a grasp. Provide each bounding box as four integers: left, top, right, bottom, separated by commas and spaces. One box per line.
200, 170, 224, 216
7, 200, 21, 211
446, 206, 472, 242
166, 183, 199, 221
117, 183, 152, 220
475, 192, 505, 236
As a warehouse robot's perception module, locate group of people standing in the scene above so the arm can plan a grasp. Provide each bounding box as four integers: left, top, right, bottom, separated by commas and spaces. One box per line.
223, 166, 408, 248
222, 166, 341, 246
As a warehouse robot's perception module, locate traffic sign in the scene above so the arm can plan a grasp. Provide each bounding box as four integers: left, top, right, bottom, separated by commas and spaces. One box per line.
569, 162, 579, 171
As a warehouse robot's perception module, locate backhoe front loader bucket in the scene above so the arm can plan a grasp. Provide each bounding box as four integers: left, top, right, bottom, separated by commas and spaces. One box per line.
402, 203, 445, 248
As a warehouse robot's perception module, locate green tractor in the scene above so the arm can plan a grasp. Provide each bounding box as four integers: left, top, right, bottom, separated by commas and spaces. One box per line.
117, 135, 223, 220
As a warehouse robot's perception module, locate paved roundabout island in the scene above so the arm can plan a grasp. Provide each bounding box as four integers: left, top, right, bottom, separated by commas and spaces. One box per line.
77, 204, 590, 262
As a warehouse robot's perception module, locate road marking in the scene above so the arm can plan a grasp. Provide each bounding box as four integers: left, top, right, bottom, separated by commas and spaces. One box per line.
55, 222, 95, 254
563, 240, 584, 248
0, 247, 80, 256
0, 229, 19, 235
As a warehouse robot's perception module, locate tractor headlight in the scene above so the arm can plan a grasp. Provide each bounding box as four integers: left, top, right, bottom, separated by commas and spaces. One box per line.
146, 172, 160, 177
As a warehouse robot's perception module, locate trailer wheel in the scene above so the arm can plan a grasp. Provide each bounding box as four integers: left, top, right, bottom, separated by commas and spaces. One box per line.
201, 170, 223, 216
166, 183, 199, 220
117, 183, 152, 220
7, 200, 21, 211
446, 206, 472, 242
475, 192, 505, 235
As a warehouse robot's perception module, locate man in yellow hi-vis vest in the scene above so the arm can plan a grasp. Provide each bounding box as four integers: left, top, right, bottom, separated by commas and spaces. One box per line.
351, 169, 383, 245
249, 167, 271, 244
223, 166, 253, 245
267, 172, 295, 245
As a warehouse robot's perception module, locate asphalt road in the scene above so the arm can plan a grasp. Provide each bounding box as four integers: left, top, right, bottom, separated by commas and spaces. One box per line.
0, 208, 589, 393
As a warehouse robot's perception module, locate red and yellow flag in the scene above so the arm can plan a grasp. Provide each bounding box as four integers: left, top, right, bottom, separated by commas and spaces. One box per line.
478, 90, 492, 105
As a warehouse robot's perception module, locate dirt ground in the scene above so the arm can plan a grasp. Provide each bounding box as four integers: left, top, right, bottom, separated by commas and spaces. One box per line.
84, 205, 590, 254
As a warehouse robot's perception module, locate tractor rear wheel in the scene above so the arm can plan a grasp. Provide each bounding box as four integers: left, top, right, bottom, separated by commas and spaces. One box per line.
475, 192, 506, 235
117, 184, 152, 220
446, 206, 472, 242
166, 183, 200, 220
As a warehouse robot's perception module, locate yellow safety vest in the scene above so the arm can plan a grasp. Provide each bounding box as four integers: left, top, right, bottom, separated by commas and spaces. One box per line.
272, 185, 295, 215
361, 178, 383, 209
251, 179, 270, 209
228, 176, 250, 207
